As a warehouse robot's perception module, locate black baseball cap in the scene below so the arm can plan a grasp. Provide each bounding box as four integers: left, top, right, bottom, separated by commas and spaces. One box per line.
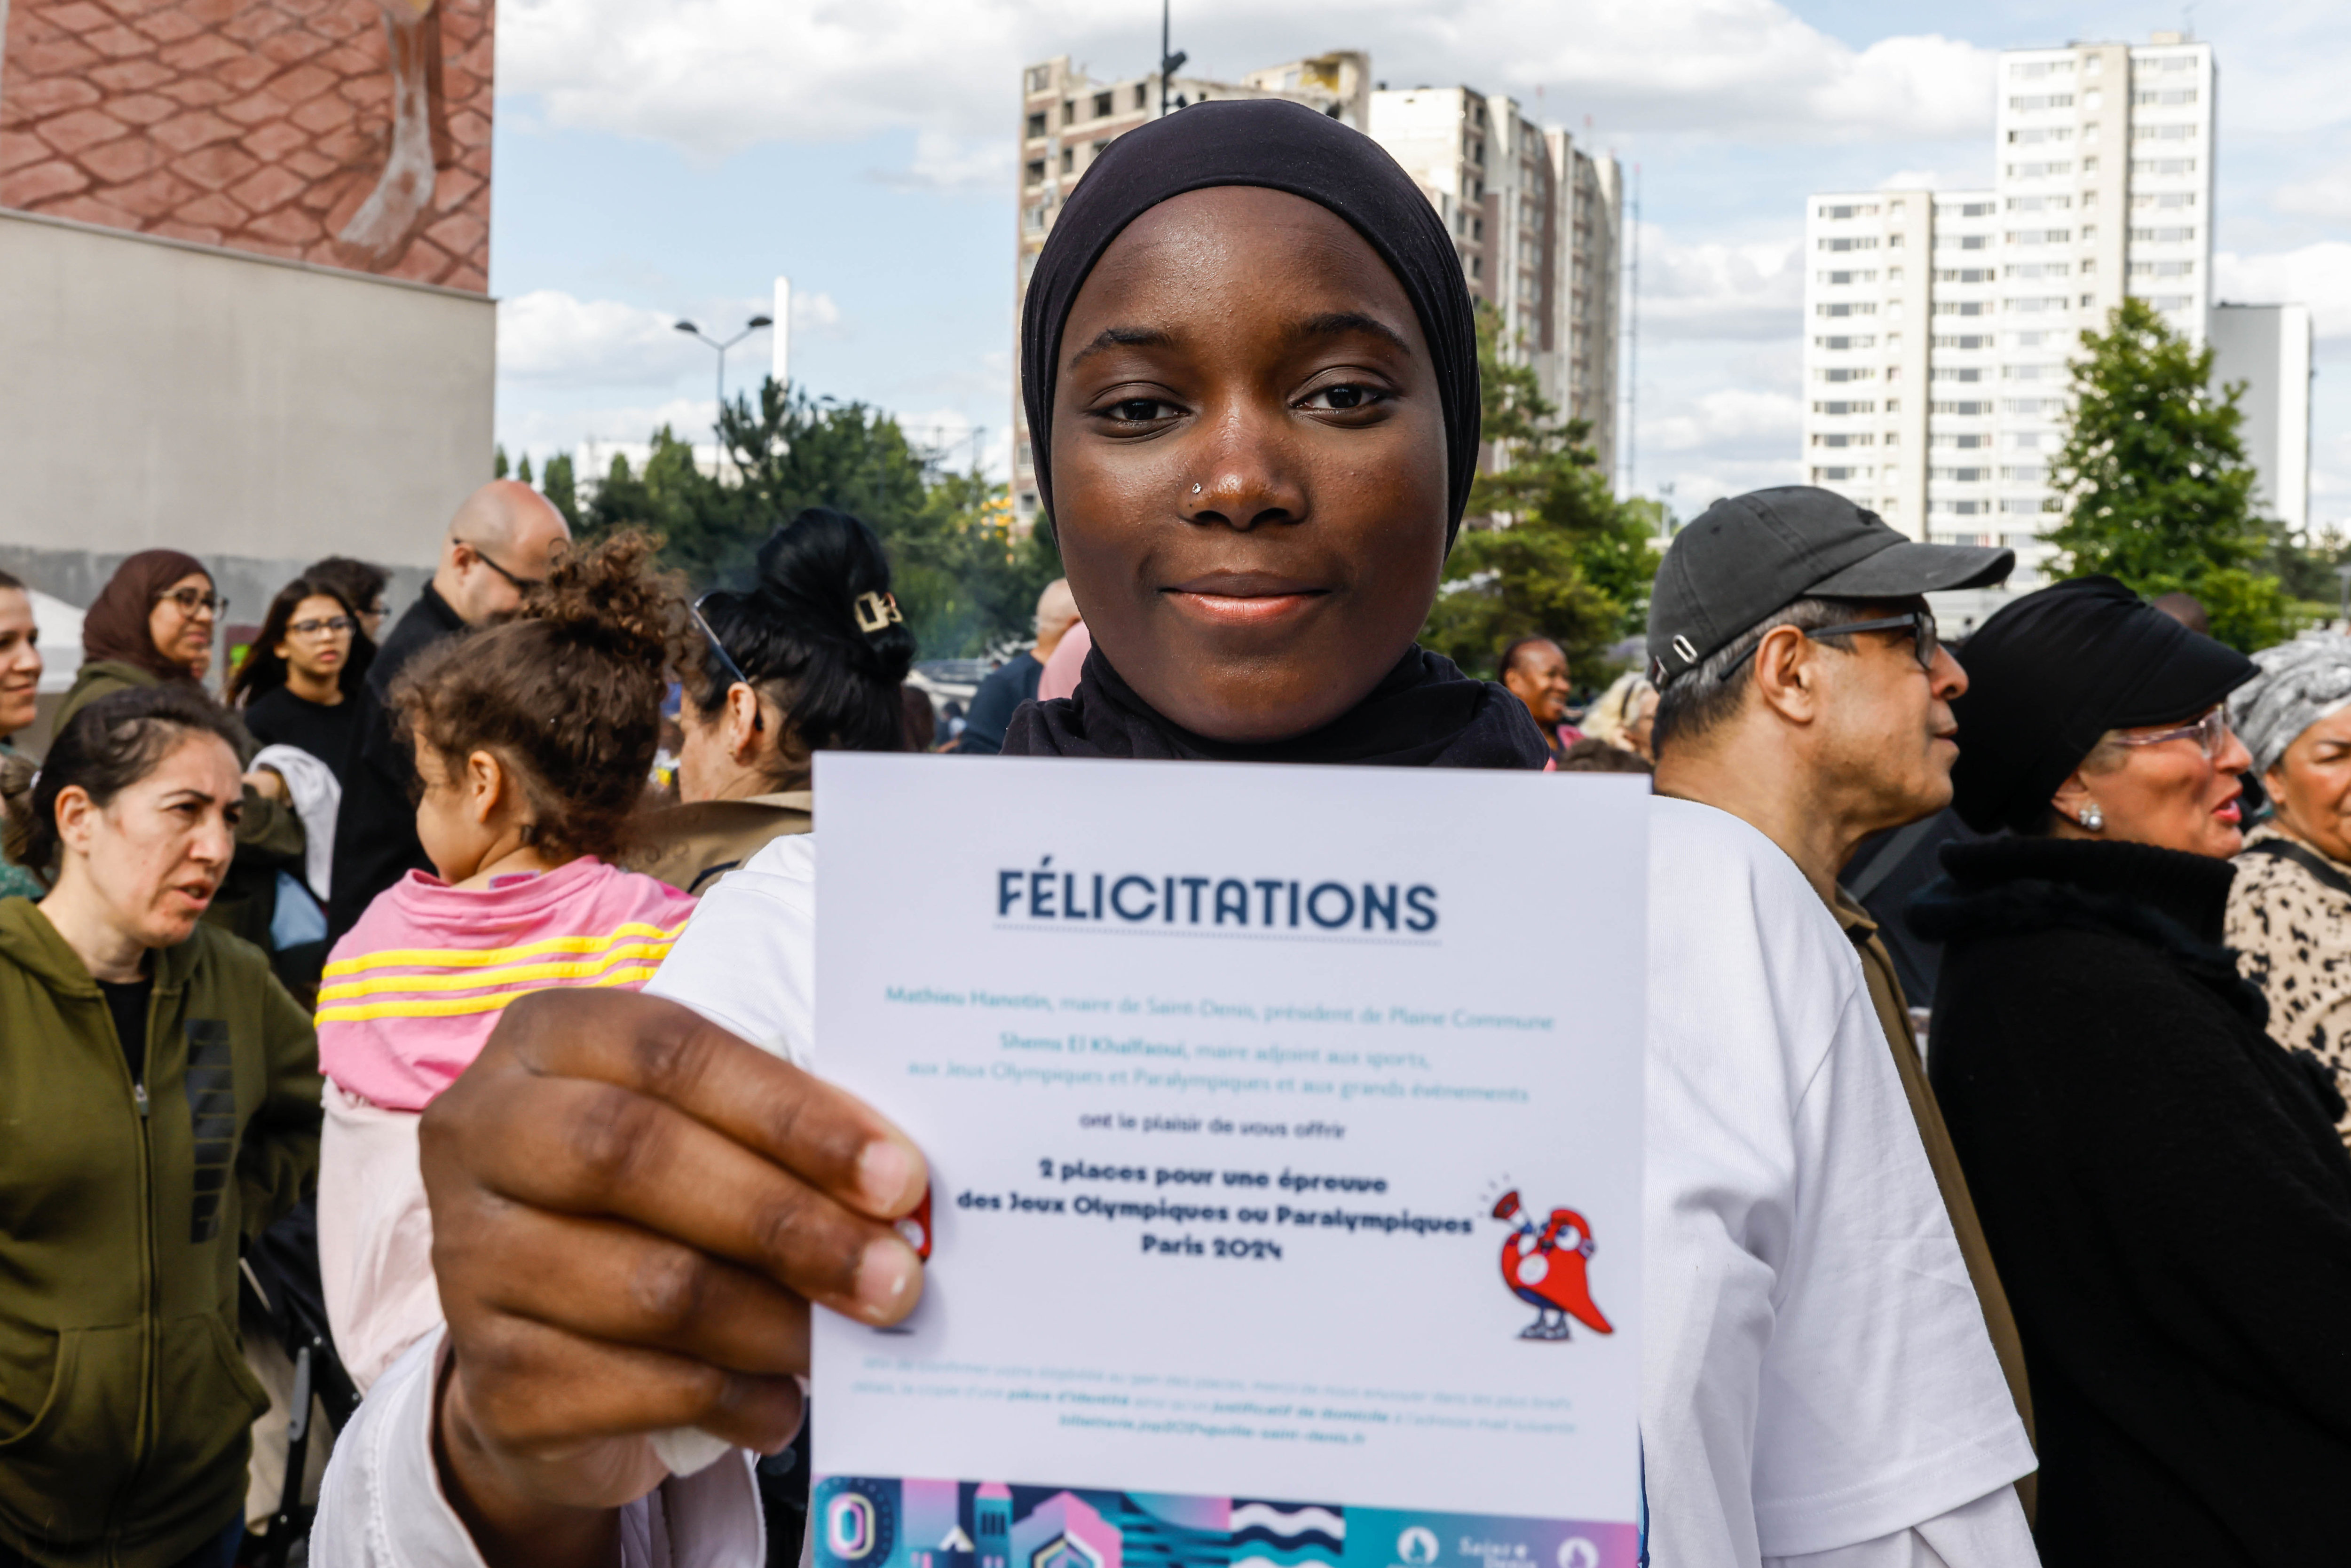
1646, 487, 2013, 686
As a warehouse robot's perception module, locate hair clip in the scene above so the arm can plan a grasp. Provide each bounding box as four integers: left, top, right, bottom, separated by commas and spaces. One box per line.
855, 591, 904, 634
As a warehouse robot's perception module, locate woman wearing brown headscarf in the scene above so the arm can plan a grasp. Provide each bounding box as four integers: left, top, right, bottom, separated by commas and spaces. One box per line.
46, 552, 308, 951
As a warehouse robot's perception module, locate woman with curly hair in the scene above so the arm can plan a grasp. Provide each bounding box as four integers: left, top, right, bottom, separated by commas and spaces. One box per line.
310, 531, 699, 1392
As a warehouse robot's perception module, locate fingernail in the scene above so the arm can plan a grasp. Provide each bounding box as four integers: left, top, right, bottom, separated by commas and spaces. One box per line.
857, 1138, 921, 1211
854, 1236, 919, 1320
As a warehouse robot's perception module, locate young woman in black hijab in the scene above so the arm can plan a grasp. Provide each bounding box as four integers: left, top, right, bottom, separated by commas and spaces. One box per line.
312, 102, 1542, 1565
1006, 100, 1542, 766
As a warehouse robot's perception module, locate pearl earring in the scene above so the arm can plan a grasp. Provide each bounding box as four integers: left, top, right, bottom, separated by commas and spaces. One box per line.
1191, 483, 1202, 494
2080, 802, 2104, 832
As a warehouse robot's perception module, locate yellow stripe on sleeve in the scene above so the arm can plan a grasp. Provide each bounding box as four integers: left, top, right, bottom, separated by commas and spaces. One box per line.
314, 967, 665, 1025
322, 921, 691, 979
316, 940, 678, 1003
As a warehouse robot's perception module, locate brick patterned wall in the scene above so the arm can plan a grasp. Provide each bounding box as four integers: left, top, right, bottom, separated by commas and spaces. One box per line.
0, 0, 490, 292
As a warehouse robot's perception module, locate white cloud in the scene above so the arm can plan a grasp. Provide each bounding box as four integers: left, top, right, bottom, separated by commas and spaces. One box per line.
500, 396, 720, 470
2215, 244, 2351, 339
499, 0, 1997, 162
1643, 386, 1802, 457
2273, 166, 2351, 221
874, 132, 1018, 192
498, 289, 846, 386
498, 292, 688, 385
1637, 226, 1801, 342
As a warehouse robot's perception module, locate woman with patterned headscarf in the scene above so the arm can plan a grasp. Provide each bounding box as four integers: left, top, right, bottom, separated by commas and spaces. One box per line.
2226, 632, 2351, 1145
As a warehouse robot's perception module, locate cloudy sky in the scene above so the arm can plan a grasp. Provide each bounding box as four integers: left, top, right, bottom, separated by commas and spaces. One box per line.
489, 0, 2350, 528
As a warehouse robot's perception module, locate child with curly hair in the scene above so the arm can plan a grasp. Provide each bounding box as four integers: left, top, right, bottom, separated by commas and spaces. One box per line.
313, 531, 699, 1389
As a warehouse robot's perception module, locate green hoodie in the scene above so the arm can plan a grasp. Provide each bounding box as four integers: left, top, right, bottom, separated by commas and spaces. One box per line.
0, 897, 322, 1568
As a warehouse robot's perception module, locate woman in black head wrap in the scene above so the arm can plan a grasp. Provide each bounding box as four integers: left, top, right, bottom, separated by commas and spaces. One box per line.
1004, 98, 1547, 768
1911, 576, 2351, 1566
316, 105, 1550, 1562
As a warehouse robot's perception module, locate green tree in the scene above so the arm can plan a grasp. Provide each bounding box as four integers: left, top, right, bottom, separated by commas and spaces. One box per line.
492, 443, 510, 479
1420, 305, 1660, 679
540, 452, 579, 528
580, 379, 1059, 657
2045, 297, 2299, 650
517, 453, 534, 486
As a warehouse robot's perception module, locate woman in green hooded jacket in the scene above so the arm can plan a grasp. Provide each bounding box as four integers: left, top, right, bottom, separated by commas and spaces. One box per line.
0, 686, 322, 1568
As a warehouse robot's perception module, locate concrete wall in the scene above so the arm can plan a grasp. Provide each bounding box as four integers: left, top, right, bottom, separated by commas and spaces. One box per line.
0, 205, 491, 614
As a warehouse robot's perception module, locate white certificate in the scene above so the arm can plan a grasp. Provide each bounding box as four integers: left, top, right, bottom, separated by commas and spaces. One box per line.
812, 753, 1647, 1568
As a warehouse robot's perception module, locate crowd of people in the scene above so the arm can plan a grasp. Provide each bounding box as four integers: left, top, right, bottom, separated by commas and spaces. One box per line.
2, 95, 2348, 1568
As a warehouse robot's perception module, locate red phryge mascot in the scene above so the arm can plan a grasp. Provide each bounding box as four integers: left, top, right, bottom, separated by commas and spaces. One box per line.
1492, 1189, 1613, 1341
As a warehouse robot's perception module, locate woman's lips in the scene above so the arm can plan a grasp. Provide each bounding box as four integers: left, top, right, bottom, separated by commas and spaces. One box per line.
1162, 575, 1329, 627
2216, 798, 2243, 824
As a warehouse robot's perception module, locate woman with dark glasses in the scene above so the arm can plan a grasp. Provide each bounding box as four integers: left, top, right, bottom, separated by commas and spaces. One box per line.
53, 551, 307, 953
629, 506, 915, 897
1915, 575, 2351, 1566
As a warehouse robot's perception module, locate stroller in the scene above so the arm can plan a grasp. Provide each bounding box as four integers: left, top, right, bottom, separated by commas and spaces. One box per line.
237, 1195, 361, 1567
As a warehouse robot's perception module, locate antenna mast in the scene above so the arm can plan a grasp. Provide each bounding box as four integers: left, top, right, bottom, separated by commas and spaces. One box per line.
1622, 162, 1641, 500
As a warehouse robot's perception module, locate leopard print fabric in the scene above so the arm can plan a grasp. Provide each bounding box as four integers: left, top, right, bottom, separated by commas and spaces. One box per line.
2228, 823, 2351, 1148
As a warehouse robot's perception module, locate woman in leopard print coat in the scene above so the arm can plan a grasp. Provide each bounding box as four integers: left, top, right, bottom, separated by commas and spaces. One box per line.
2225, 633, 2351, 1147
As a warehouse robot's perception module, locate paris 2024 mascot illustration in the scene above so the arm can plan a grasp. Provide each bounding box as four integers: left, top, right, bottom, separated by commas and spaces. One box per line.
1491, 1189, 1613, 1341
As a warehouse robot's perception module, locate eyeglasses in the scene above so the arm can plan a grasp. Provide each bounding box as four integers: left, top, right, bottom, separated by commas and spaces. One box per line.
2112, 704, 2233, 759
157, 587, 225, 618
1722, 608, 1940, 678
457, 540, 544, 592
689, 593, 753, 689
288, 615, 354, 637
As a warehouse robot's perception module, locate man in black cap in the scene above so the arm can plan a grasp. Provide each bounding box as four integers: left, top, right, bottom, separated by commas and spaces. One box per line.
1633, 486, 2042, 1562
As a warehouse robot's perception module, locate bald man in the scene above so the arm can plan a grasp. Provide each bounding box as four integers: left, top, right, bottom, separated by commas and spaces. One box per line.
327, 481, 570, 938
959, 577, 1080, 754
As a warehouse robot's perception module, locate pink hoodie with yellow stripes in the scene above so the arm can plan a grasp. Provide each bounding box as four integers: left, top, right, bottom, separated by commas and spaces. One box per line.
317, 857, 697, 1113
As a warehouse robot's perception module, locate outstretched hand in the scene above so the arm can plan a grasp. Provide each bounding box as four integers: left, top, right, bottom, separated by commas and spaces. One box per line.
420, 988, 927, 1563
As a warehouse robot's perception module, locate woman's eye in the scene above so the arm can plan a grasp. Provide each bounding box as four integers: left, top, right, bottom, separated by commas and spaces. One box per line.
1102, 397, 1177, 423
1300, 383, 1384, 412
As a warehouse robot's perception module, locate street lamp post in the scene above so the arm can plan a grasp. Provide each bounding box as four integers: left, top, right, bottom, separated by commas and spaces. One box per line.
675, 314, 773, 474
1158, 0, 1186, 118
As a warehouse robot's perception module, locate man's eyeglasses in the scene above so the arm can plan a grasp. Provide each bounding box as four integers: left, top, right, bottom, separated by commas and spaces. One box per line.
1722, 608, 1940, 678
157, 587, 225, 618
458, 539, 544, 592
288, 615, 354, 637
2112, 704, 2233, 760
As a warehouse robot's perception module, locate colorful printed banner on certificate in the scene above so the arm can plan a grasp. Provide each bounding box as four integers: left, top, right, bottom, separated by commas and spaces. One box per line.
812, 755, 1648, 1557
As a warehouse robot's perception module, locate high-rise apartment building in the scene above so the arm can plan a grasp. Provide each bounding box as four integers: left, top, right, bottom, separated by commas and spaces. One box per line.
1368, 88, 1620, 468
1799, 34, 2281, 612
1010, 52, 1621, 533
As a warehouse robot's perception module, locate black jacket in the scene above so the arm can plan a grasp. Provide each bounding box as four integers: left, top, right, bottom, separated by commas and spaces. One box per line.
326, 583, 466, 941
1914, 837, 2351, 1567
956, 650, 1041, 756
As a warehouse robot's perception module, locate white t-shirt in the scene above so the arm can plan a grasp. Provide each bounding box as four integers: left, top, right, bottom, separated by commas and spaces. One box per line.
313, 804, 2039, 1568
1640, 797, 2035, 1562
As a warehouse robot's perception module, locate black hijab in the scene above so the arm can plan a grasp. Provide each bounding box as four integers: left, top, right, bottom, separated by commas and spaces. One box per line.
1010, 99, 1542, 770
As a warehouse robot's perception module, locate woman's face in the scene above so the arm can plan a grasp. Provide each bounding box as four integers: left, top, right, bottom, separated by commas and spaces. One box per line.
0, 587, 40, 737
2267, 704, 2351, 863
146, 572, 217, 673
275, 593, 353, 685
1503, 642, 1571, 726
1049, 186, 1451, 743
57, 733, 242, 949
2076, 708, 2253, 859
